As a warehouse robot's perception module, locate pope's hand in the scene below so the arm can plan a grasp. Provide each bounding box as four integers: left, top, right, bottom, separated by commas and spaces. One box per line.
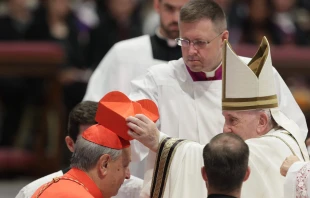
126, 114, 159, 152
280, 155, 300, 176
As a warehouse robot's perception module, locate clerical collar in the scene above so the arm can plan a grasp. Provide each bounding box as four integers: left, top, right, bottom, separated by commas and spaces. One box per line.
186, 64, 222, 82
156, 28, 178, 47
205, 63, 222, 78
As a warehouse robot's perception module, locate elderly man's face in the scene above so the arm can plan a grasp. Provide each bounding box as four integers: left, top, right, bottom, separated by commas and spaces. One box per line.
222, 110, 260, 140
105, 147, 131, 196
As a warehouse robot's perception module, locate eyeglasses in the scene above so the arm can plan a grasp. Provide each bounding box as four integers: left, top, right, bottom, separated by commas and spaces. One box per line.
175, 32, 223, 50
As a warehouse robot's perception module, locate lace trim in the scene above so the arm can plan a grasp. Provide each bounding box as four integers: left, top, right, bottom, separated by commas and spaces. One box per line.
296, 163, 310, 198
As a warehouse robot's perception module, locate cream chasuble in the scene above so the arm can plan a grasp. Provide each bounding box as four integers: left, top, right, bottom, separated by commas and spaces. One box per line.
140, 37, 309, 198
128, 56, 307, 196
147, 128, 308, 198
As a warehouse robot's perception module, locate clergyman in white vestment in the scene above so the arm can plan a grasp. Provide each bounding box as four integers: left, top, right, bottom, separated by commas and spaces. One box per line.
82, 0, 188, 179
83, 0, 188, 101
127, 1, 308, 197
126, 37, 309, 198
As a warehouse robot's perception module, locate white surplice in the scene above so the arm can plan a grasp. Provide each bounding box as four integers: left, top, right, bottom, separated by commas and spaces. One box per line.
128, 57, 307, 197
129, 57, 307, 160
83, 35, 166, 101
150, 128, 308, 198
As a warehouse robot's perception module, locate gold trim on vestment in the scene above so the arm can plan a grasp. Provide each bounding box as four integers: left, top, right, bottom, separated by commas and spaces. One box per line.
150, 137, 188, 198
263, 134, 296, 156
280, 131, 307, 161
262, 130, 306, 161
222, 40, 227, 100
36, 176, 89, 198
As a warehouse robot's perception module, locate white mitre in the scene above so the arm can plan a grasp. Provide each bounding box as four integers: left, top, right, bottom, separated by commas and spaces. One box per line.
222, 37, 309, 161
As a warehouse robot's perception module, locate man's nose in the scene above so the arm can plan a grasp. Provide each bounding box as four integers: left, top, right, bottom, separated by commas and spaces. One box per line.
188, 43, 197, 55
173, 10, 180, 22
223, 124, 232, 133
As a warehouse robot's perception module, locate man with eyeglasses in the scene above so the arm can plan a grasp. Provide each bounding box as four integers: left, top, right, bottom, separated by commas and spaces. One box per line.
83, 0, 189, 181
128, 0, 307, 196
127, 37, 309, 198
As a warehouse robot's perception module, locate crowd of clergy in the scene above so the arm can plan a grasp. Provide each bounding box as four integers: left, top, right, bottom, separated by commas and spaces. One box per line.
10, 0, 310, 197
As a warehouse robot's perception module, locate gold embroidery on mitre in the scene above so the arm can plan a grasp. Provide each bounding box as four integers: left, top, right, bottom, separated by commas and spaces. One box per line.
222, 97, 278, 108
222, 37, 278, 110
222, 95, 278, 110
247, 37, 269, 77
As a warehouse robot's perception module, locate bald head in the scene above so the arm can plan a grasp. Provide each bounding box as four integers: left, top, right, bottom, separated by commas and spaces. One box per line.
203, 133, 249, 193
207, 133, 246, 153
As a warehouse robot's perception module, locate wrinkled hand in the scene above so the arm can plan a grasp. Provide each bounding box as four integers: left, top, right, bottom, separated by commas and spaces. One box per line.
280, 155, 300, 176
126, 114, 159, 152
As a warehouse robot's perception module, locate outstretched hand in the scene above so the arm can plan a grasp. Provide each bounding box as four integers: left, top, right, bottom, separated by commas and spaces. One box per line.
126, 114, 160, 152
280, 155, 300, 176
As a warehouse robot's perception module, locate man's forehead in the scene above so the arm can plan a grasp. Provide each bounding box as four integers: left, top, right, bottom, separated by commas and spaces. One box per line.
179, 19, 217, 37
161, 0, 189, 8
223, 110, 238, 116
123, 147, 131, 155
122, 147, 131, 161
223, 110, 255, 118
